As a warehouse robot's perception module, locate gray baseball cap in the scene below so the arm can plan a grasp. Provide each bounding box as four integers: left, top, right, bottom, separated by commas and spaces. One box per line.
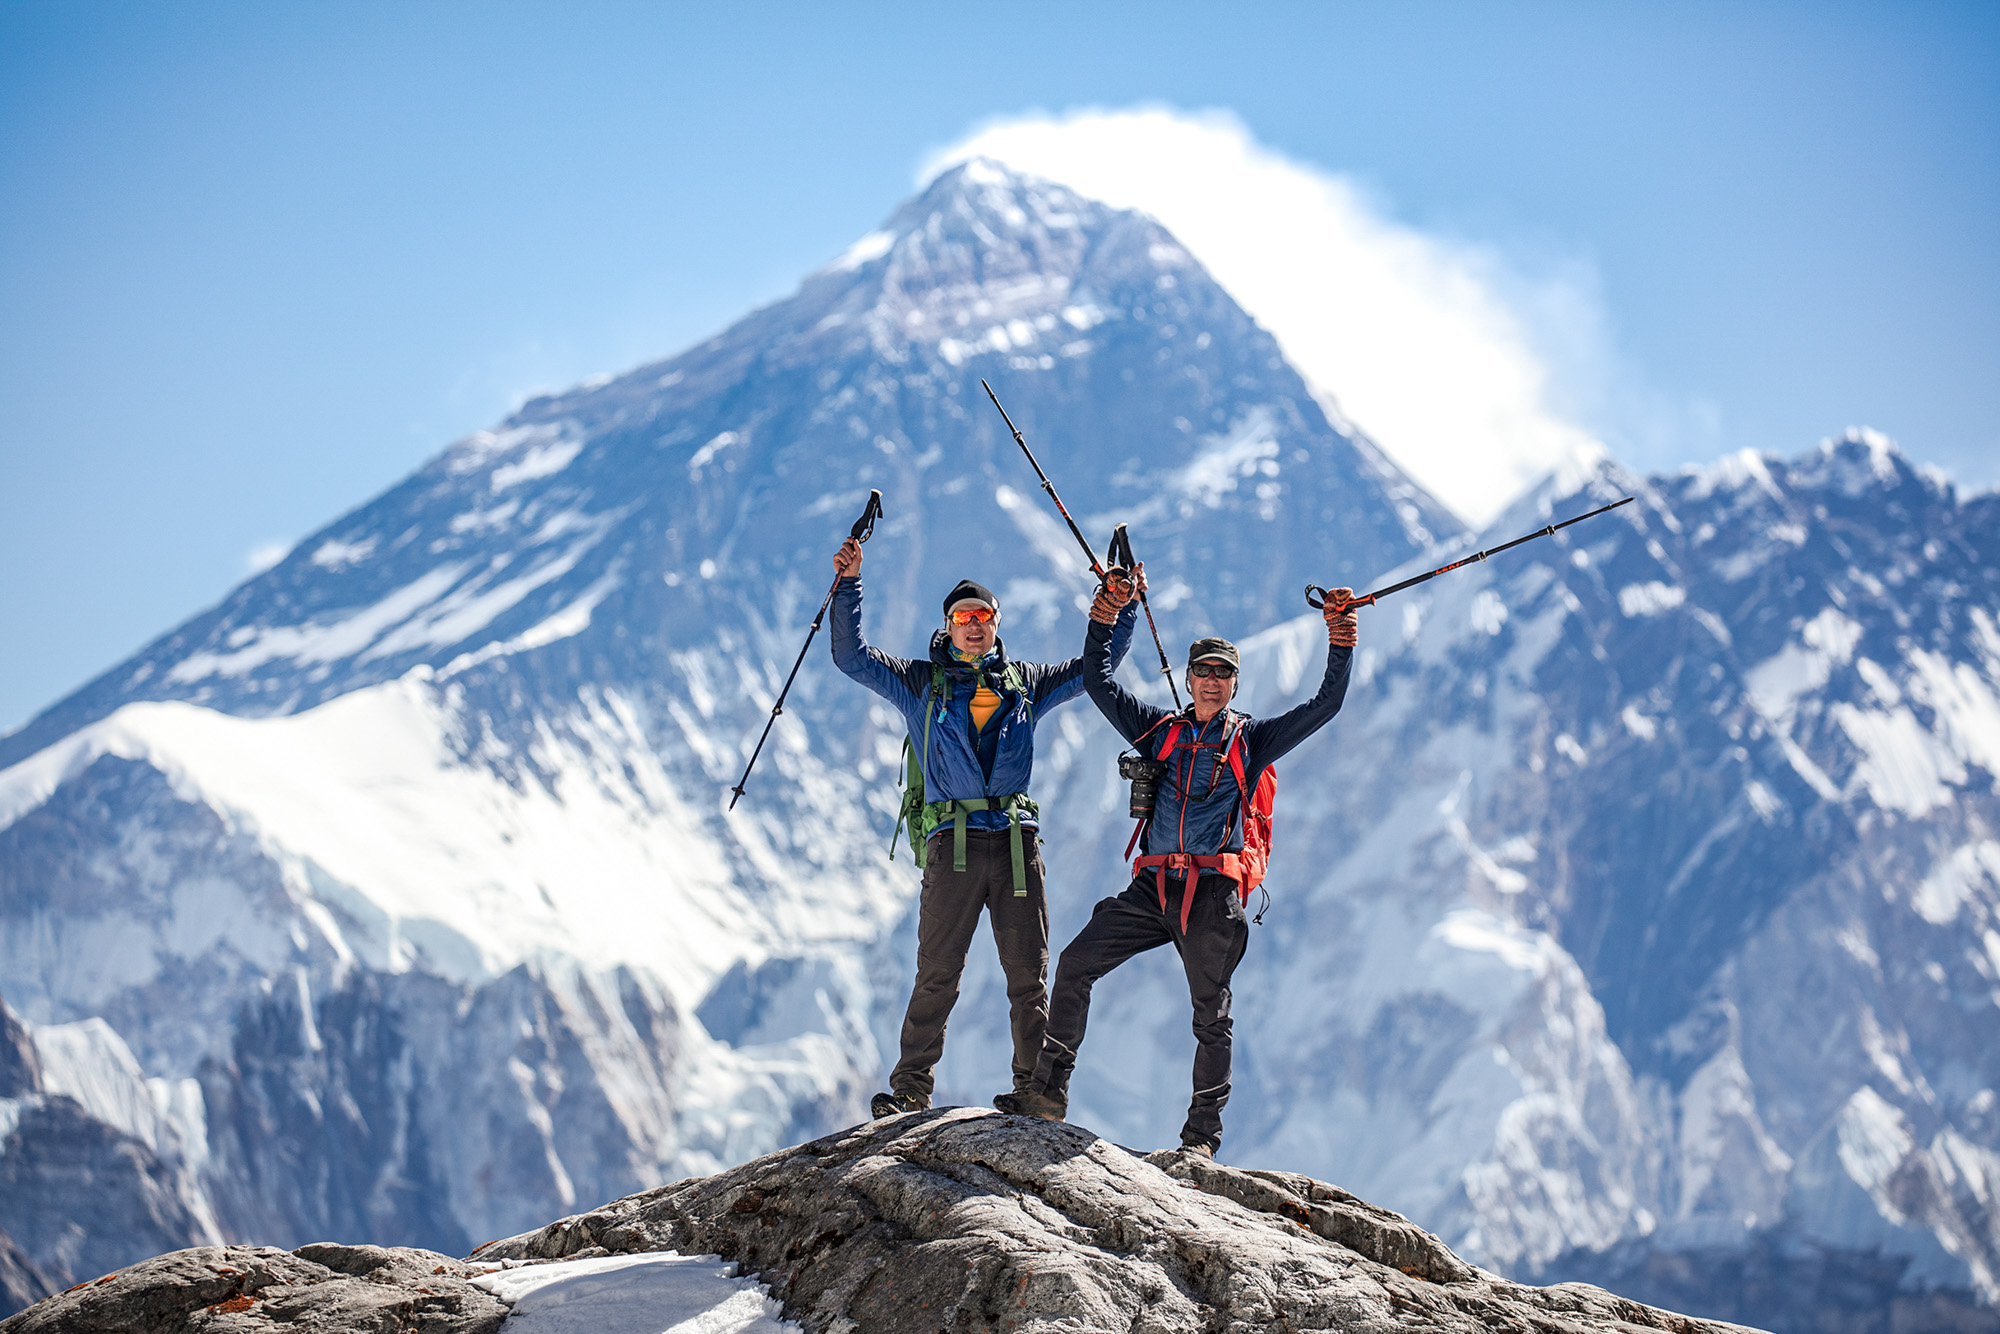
1187, 637, 1239, 669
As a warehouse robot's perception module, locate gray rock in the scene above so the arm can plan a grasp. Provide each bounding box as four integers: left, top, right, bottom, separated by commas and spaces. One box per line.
478, 1108, 1762, 1333
0, 1243, 508, 1333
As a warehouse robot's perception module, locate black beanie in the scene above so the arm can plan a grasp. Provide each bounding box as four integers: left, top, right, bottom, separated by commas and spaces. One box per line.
941, 579, 999, 617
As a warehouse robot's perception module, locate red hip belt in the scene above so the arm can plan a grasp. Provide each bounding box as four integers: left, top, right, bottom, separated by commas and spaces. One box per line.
1132, 852, 1244, 931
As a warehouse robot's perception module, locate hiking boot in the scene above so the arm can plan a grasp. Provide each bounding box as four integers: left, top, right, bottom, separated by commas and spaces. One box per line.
870, 1090, 929, 1119
1180, 1142, 1215, 1160
992, 1088, 1067, 1120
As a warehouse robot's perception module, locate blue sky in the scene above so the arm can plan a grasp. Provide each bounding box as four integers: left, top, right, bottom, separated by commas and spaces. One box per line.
2, 1, 1995, 733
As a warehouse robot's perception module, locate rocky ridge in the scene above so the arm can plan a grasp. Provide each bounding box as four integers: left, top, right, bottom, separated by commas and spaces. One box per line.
5, 1112, 1754, 1333
474, 1109, 1752, 1334
0, 1242, 507, 1333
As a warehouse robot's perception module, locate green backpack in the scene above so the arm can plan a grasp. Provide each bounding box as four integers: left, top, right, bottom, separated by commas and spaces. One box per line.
890, 661, 1040, 894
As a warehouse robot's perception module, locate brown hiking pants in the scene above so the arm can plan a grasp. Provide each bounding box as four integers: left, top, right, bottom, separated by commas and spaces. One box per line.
889, 827, 1049, 1100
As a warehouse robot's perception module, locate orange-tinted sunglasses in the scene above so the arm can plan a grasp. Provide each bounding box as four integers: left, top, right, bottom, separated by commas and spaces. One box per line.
947, 605, 997, 626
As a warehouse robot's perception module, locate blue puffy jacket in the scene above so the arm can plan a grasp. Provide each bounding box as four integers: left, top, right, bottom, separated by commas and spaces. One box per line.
1082, 614, 1352, 859
830, 576, 1133, 832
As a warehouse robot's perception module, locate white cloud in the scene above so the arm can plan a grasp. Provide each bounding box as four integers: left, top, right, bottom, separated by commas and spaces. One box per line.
246, 541, 291, 574
925, 107, 1606, 526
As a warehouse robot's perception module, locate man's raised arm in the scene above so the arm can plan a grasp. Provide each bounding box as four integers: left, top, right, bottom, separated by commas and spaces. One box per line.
1081, 569, 1170, 746
828, 538, 920, 708
1241, 586, 1359, 773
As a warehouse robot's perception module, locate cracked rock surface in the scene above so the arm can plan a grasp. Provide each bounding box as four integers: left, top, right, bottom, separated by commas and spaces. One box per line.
0, 1242, 509, 1333
477, 1109, 1764, 1333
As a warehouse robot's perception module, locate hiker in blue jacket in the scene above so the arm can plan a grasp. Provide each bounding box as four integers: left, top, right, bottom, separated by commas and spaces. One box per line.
997, 566, 1359, 1157
830, 535, 1134, 1119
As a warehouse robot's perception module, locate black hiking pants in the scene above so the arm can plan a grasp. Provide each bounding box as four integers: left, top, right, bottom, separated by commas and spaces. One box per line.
1033, 872, 1250, 1153
890, 827, 1049, 1100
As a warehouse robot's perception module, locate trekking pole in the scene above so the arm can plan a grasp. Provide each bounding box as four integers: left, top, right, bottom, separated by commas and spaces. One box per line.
728, 489, 884, 810
983, 379, 1120, 577
1305, 496, 1634, 614
981, 380, 1181, 706
1108, 523, 1181, 709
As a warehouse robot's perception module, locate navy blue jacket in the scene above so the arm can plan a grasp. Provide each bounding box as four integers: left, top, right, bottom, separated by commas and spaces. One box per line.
831, 576, 1133, 832
1083, 615, 1352, 860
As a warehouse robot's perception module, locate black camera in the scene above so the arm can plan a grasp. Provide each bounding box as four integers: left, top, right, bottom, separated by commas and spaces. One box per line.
1117, 753, 1168, 820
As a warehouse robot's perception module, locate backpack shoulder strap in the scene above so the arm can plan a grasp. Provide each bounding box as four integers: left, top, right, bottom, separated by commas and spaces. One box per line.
922, 663, 950, 767
1222, 712, 1252, 798
1001, 661, 1033, 726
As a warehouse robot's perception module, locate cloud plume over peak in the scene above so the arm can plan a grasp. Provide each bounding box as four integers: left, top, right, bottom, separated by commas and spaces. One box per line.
926, 107, 1605, 526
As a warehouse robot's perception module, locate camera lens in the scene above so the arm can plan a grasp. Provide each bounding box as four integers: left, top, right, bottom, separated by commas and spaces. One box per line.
1119, 754, 1163, 820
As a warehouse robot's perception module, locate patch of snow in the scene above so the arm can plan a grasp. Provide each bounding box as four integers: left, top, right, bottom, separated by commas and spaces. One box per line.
166, 564, 470, 682
1744, 607, 1863, 723
1674, 1044, 1792, 1220
1912, 842, 2000, 926
452, 501, 522, 535
472, 1252, 796, 1333
1837, 1086, 1914, 1207
1618, 582, 1685, 617
32, 1017, 169, 1151
1745, 781, 1783, 821
1621, 705, 1657, 741
493, 438, 585, 492
1906, 649, 2000, 785
1775, 731, 1843, 802
1175, 410, 1279, 508
311, 537, 377, 569
689, 432, 739, 475
1834, 701, 1964, 817
829, 229, 895, 273
1431, 909, 1555, 979
365, 537, 605, 660
440, 569, 623, 678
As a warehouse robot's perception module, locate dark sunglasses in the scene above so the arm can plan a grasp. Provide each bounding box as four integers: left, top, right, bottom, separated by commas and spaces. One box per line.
1189, 662, 1237, 680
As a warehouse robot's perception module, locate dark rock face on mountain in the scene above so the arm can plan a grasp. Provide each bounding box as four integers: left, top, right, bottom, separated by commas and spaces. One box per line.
0, 1234, 52, 1325
0, 998, 212, 1312
0, 1243, 507, 1334
474, 1109, 1751, 1334
1532, 1232, 2000, 1334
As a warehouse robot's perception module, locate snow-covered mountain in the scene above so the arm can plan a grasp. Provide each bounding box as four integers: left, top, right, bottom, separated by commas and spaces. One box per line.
0, 160, 1447, 1285
3, 159, 1996, 1329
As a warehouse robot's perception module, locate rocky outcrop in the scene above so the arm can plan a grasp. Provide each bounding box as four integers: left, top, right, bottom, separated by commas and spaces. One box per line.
0, 1243, 508, 1334
480, 1109, 1759, 1333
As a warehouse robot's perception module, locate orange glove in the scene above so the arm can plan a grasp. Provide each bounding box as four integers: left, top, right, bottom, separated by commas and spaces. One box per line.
1323, 588, 1358, 647
1090, 563, 1148, 624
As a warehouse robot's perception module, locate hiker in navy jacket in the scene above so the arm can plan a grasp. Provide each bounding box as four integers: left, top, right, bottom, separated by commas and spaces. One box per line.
997, 566, 1359, 1157
829, 535, 1134, 1119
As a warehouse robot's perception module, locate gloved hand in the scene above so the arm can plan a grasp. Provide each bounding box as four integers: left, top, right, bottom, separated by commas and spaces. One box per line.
834, 537, 863, 578
1090, 562, 1146, 624
1323, 587, 1359, 647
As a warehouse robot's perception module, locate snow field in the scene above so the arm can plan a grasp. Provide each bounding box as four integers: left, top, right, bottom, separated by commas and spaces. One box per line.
472, 1253, 796, 1334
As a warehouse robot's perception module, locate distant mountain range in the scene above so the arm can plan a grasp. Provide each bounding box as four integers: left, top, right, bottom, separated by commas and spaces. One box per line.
2, 160, 1995, 1331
